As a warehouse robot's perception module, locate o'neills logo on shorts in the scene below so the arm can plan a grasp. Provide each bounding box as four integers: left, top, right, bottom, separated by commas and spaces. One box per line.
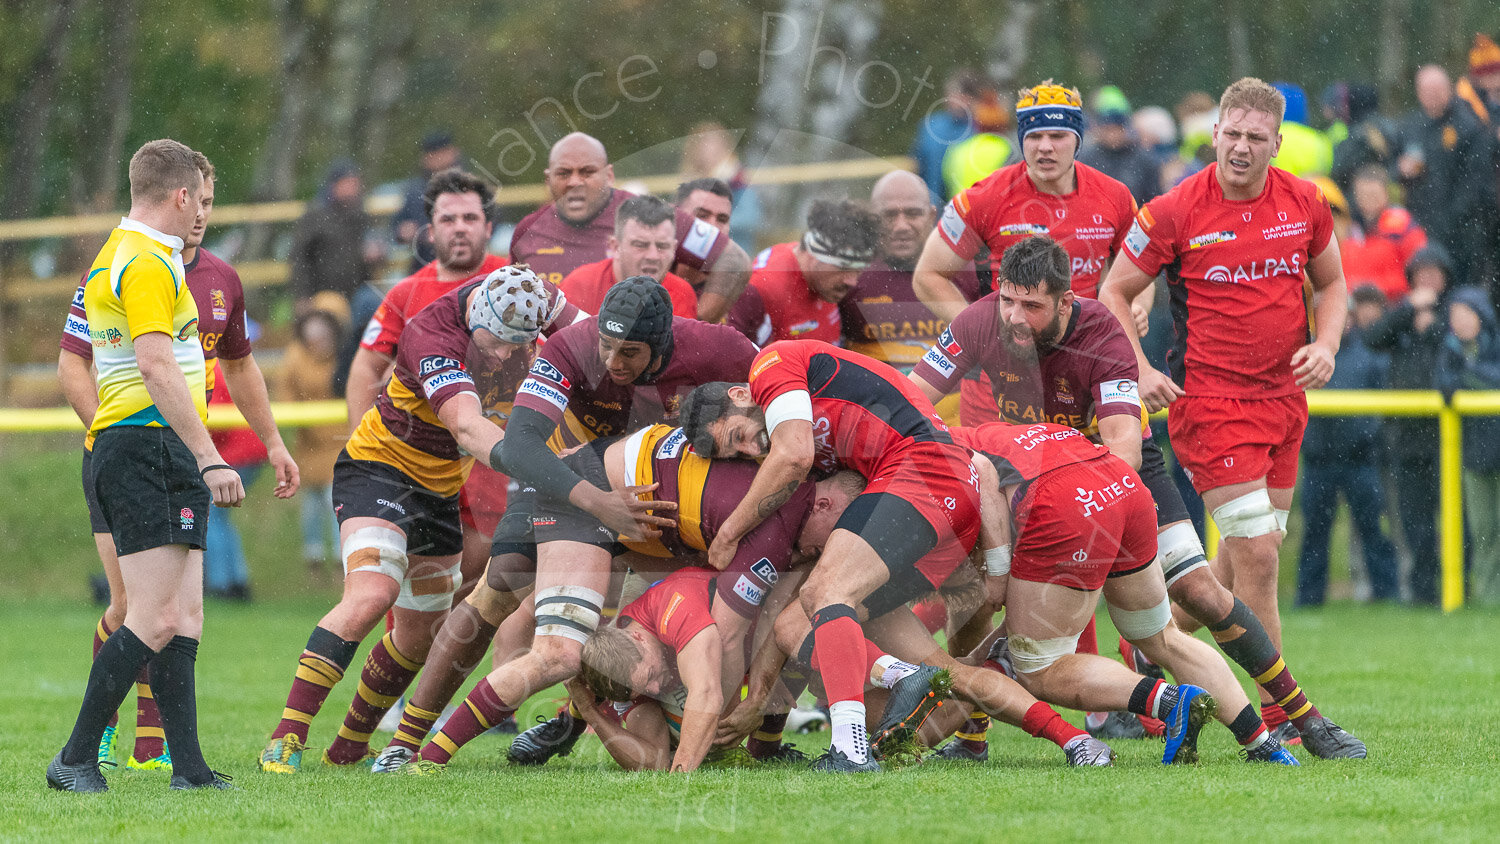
179, 508, 195, 530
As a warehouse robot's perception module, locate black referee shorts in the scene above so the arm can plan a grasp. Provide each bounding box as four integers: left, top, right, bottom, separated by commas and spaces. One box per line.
89, 426, 211, 557
80, 448, 110, 534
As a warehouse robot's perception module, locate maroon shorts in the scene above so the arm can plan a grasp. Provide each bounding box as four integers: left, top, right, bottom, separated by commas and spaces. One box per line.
1167, 394, 1307, 493
459, 461, 510, 537
1011, 455, 1158, 593
863, 440, 981, 591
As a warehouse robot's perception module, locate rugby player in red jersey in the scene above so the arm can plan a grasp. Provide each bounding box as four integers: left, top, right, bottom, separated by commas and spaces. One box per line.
913, 81, 1147, 429
954, 422, 1221, 765
676, 177, 734, 235
727, 200, 880, 347
679, 342, 983, 772
371, 279, 757, 770
58, 151, 298, 775
913, 236, 1326, 762
510, 132, 751, 322
560, 194, 699, 318
397, 435, 863, 772
1097, 78, 1364, 758
257, 267, 563, 773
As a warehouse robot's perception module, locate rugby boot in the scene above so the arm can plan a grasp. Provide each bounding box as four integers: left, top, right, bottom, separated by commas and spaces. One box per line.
506, 710, 587, 766
127, 743, 172, 773
871, 665, 952, 747
930, 738, 988, 762
97, 725, 119, 769
1161, 685, 1217, 765
1244, 738, 1301, 765
401, 758, 447, 776
748, 742, 808, 764
809, 746, 881, 773
170, 770, 237, 790
1297, 717, 1367, 759
1086, 710, 1148, 740
1271, 719, 1302, 747
1063, 735, 1115, 767
370, 745, 415, 773
46, 752, 109, 793
258, 734, 305, 773
321, 747, 377, 768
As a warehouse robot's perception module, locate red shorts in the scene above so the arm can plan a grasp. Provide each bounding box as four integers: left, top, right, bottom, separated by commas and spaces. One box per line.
1167, 394, 1307, 493
865, 441, 981, 591
458, 461, 510, 537
958, 372, 1001, 428
1011, 455, 1158, 592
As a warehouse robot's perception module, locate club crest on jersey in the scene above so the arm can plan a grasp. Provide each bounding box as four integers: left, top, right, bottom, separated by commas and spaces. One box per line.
528, 358, 571, 389
1054, 377, 1075, 405
1188, 231, 1237, 249
1242, 212, 1252, 222
1093, 214, 1103, 224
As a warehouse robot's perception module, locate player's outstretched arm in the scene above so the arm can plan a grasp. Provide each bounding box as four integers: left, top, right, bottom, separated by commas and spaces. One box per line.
1097, 259, 1183, 412
436, 392, 505, 471
913, 229, 972, 324
708, 419, 814, 570
136, 331, 244, 507
220, 353, 299, 498
670, 628, 725, 773
1293, 236, 1349, 390
971, 453, 1013, 608
58, 349, 99, 429
697, 239, 752, 323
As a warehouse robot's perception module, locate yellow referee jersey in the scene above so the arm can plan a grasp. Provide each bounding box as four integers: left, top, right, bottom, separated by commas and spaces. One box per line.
83, 218, 207, 438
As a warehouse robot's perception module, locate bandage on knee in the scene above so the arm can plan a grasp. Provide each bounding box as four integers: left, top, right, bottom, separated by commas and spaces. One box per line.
342, 527, 407, 582
1211, 489, 1279, 539
534, 585, 605, 644
1107, 596, 1172, 641
1156, 522, 1208, 587
465, 579, 522, 625
397, 559, 461, 612
1273, 508, 1290, 534
1007, 633, 1082, 674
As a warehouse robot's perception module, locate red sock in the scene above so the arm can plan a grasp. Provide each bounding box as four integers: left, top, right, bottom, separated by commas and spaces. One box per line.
132, 671, 166, 760
1076, 615, 1099, 655
1021, 702, 1086, 748
94, 617, 119, 729
1261, 701, 1289, 729
421, 680, 515, 765
326, 634, 422, 764
809, 608, 872, 705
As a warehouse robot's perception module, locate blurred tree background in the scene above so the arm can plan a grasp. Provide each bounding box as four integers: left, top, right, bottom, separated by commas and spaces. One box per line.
2, 0, 1495, 221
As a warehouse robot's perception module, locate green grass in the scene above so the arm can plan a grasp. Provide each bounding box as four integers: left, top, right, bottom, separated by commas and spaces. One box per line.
3, 444, 1499, 841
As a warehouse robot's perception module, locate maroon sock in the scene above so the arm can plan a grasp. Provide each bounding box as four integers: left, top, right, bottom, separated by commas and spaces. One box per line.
747, 712, 789, 758
132, 668, 166, 760
420, 680, 515, 765
809, 606, 874, 705
1021, 702, 1085, 748
326, 633, 422, 764
274, 627, 359, 743
94, 617, 120, 730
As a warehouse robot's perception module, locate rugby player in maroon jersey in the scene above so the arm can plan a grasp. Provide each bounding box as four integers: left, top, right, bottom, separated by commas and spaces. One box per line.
510, 132, 751, 322
257, 267, 561, 774
370, 278, 756, 771
1098, 78, 1364, 759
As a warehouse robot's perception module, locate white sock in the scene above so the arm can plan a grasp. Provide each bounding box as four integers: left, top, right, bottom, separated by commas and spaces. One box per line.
829, 700, 869, 764
871, 655, 921, 689
1243, 728, 1272, 752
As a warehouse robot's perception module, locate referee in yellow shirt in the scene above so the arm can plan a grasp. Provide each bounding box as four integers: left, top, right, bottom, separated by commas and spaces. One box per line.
48, 140, 244, 792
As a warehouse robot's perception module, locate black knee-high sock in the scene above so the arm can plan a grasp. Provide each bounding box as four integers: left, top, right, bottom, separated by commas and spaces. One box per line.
149, 636, 213, 783
62, 626, 154, 765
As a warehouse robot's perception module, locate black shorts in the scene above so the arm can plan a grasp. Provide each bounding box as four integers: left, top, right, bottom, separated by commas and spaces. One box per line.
489, 485, 539, 560
80, 448, 109, 534
529, 439, 624, 552
836, 492, 941, 620
1140, 437, 1191, 527
89, 426, 211, 557
332, 453, 463, 557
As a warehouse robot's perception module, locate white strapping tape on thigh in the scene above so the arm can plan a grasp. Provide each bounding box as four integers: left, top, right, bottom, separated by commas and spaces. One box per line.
1107, 595, 1172, 640
1273, 508, 1290, 534
342, 526, 407, 582
1008, 632, 1082, 674
1211, 489, 1279, 539
1157, 521, 1208, 588
534, 584, 606, 644
396, 559, 462, 612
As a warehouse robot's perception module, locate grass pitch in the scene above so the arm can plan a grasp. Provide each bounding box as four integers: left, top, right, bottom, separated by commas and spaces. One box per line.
3, 447, 1499, 841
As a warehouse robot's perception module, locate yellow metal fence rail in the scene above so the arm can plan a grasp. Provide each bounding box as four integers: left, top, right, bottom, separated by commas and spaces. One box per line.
0, 389, 1477, 610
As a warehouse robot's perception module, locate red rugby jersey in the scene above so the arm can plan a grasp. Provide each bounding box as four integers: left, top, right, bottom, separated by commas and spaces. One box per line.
559, 258, 698, 320
1122, 164, 1334, 398
747, 340, 951, 478
728, 243, 842, 346
953, 422, 1109, 486
938, 162, 1136, 299
359, 255, 511, 356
